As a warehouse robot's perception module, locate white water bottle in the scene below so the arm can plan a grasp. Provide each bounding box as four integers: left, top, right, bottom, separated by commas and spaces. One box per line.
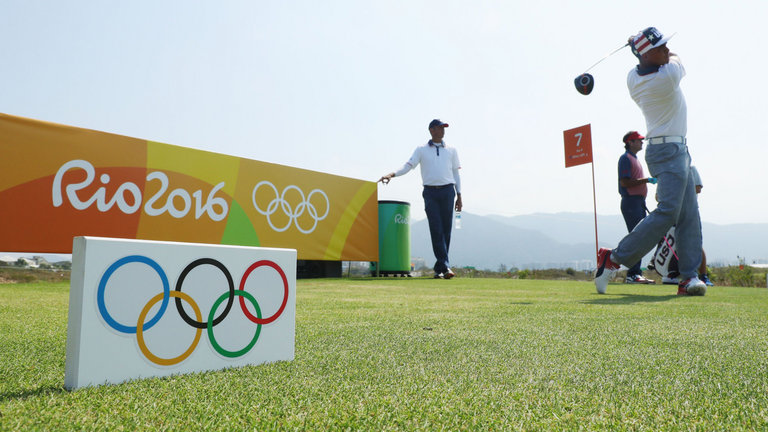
454, 211, 462, 229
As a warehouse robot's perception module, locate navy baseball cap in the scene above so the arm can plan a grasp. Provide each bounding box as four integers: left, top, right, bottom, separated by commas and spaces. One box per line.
428, 119, 449, 129
630, 27, 673, 58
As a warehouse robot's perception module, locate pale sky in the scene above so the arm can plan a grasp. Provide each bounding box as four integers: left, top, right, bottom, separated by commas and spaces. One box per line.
2, 0, 766, 225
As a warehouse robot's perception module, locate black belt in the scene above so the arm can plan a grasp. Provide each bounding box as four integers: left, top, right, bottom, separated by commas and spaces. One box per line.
423, 184, 453, 189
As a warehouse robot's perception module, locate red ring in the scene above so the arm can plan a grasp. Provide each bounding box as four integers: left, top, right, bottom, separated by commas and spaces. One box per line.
238, 260, 289, 324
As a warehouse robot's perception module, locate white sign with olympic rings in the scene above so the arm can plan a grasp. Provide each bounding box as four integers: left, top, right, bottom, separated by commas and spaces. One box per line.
64, 236, 296, 390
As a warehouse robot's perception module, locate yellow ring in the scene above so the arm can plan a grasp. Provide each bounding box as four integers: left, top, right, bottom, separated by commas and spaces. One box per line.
136, 291, 203, 366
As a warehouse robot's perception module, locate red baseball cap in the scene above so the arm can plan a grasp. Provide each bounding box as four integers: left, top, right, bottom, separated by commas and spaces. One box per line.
623, 131, 645, 143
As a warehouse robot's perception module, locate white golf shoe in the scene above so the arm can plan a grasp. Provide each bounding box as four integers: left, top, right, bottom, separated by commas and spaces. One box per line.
594, 248, 620, 294
678, 277, 707, 296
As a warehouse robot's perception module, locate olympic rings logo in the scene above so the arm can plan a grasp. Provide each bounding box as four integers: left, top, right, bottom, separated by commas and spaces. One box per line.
97, 255, 289, 366
251, 181, 330, 234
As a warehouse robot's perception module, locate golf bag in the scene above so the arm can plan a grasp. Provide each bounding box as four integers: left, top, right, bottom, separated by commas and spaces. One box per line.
647, 226, 679, 279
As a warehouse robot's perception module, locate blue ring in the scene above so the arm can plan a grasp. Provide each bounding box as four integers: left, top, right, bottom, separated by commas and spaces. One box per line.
97, 255, 170, 334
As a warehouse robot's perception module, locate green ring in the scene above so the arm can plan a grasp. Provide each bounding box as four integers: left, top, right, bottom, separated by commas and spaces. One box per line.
207, 290, 262, 358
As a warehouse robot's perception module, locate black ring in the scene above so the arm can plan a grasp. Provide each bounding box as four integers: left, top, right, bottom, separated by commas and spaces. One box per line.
174, 258, 235, 329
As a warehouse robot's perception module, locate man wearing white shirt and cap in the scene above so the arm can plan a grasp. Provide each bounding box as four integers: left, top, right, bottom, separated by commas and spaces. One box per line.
595, 27, 706, 296
379, 119, 462, 279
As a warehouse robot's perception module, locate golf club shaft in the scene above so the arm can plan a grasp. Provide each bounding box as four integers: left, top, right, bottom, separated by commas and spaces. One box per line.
583, 42, 629, 73
662, 234, 681, 262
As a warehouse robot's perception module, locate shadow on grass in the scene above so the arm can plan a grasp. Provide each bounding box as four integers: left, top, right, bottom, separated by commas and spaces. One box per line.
581, 293, 678, 305
0, 385, 67, 403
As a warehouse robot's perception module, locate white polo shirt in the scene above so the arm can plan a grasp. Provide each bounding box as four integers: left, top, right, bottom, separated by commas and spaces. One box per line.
395, 141, 462, 193
627, 54, 687, 138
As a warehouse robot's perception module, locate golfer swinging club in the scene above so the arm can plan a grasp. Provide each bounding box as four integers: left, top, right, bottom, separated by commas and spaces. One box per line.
594, 27, 707, 296
378, 119, 462, 279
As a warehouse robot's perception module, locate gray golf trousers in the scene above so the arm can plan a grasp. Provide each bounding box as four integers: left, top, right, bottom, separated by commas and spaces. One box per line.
611, 141, 702, 280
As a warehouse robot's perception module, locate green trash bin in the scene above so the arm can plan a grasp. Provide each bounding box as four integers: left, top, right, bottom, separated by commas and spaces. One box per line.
375, 200, 411, 276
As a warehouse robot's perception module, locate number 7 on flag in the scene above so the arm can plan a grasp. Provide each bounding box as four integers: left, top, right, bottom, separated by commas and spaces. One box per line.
563, 124, 593, 168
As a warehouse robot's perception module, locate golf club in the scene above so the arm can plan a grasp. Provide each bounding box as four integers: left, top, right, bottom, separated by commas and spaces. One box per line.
574, 42, 629, 95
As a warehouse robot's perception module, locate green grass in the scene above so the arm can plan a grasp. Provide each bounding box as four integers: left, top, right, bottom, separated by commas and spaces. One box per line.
2, 279, 768, 430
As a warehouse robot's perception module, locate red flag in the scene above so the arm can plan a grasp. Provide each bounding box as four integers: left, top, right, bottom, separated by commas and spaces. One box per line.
563, 124, 593, 168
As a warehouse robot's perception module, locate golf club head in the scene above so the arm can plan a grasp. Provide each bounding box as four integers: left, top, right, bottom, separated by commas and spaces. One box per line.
574, 73, 594, 95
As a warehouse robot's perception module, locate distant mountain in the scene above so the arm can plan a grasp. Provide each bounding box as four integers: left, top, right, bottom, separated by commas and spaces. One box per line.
485, 212, 630, 246
411, 212, 768, 270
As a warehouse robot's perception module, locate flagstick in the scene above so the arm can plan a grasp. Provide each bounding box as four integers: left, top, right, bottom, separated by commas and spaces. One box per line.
591, 161, 599, 261
562, 124, 598, 263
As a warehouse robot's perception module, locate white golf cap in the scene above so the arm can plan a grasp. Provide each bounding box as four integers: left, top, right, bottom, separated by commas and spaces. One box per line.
630, 27, 674, 57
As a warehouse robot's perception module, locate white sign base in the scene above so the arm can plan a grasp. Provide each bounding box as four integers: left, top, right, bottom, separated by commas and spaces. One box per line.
65, 237, 296, 390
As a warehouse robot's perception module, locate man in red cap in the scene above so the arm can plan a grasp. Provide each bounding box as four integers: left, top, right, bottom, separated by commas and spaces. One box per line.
618, 130, 656, 284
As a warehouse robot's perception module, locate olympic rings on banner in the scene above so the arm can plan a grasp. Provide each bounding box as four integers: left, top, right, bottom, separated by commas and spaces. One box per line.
251, 180, 330, 234
96, 255, 289, 366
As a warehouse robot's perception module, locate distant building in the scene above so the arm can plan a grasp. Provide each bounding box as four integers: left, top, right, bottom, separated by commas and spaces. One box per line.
0, 256, 52, 268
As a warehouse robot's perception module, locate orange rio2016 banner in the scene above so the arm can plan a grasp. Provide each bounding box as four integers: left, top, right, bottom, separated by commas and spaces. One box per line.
0, 113, 378, 261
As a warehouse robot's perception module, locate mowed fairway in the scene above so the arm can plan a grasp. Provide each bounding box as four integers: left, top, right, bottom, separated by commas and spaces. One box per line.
2, 278, 768, 430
